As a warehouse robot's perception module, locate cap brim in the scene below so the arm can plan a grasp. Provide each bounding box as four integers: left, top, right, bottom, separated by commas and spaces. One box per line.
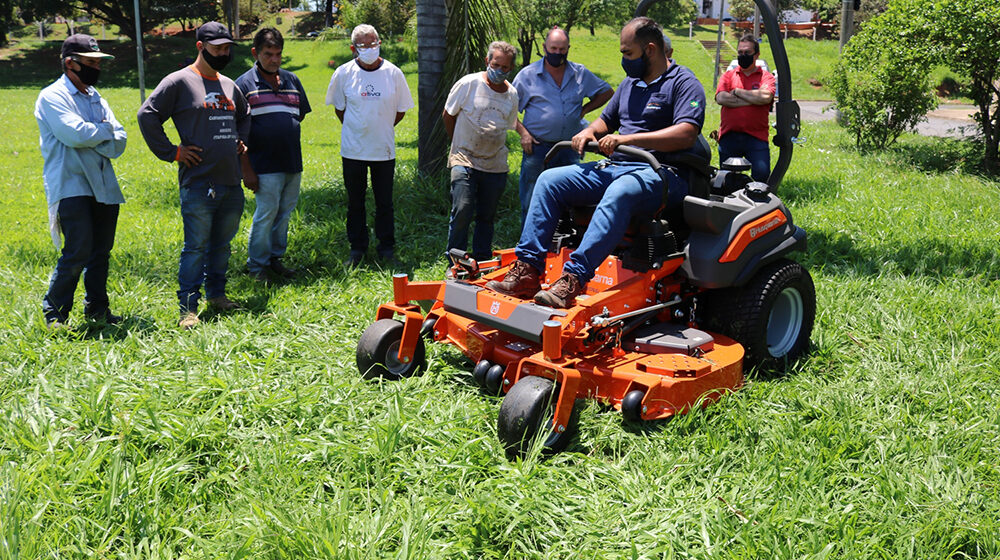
75, 52, 115, 59
205, 38, 234, 45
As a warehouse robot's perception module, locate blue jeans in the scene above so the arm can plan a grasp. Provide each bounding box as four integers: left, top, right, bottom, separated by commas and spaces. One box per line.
178, 184, 244, 313
247, 172, 301, 272
515, 161, 688, 284
718, 131, 770, 182
447, 166, 507, 262
43, 196, 119, 322
518, 141, 579, 225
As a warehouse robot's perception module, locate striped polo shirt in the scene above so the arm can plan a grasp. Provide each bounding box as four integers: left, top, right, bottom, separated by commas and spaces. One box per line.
235, 65, 312, 174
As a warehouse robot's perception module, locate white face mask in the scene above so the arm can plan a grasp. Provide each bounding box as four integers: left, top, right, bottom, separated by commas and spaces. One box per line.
356, 46, 379, 65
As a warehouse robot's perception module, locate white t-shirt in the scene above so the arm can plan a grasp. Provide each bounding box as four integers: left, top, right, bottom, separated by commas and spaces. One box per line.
326, 59, 414, 161
444, 72, 518, 173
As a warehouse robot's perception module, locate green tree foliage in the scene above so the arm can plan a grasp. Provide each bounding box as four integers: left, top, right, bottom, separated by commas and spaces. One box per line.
825, 3, 936, 150
643, 0, 695, 26
579, 0, 633, 36
9, 0, 221, 42
341, 0, 414, 36
729, 0, 797, 21
926, 0, 1000, 174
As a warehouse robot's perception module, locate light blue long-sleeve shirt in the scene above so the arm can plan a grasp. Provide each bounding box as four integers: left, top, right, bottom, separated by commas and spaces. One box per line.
35, 74, 127, 206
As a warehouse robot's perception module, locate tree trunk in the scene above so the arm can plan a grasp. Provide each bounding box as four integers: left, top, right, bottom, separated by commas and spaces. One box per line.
416, 0, 449, 176
325, 0, 335, 27
517, 27, 533, 68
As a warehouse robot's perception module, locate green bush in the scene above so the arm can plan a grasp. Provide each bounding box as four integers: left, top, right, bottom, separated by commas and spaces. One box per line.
340, 0, 414, 38
825, 10, 936, 151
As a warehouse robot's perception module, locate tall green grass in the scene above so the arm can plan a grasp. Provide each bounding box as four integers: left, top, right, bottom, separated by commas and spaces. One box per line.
1, 35, 998, 559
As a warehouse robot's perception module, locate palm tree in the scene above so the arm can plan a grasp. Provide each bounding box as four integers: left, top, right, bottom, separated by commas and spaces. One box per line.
416, 0, 508, 176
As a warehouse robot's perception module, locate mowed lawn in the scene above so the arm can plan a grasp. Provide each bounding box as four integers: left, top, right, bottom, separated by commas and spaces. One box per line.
1, 29, 1000, 559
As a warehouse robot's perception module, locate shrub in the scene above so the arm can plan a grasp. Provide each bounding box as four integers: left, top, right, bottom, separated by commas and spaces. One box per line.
825, 9, 936, 150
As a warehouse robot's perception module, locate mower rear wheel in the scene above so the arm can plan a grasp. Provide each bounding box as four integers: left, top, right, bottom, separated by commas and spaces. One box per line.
703, 259, 815, 372
356, 319, 426, 380
497, 376, 576, 459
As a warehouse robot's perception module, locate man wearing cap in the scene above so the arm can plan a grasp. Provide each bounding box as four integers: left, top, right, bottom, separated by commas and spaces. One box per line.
34, 34, 127, 330
137, 21, 251, 330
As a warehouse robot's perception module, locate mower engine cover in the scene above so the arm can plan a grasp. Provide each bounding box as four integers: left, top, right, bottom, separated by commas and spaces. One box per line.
681, 188, 806, 289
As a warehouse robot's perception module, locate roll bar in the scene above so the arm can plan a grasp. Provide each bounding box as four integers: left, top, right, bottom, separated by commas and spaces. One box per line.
633, 0, 800, 191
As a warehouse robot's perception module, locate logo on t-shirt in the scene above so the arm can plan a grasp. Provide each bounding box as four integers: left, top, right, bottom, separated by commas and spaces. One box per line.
690, 100, 700, 108
361, 84, 381, 97
203, 92, 235, 111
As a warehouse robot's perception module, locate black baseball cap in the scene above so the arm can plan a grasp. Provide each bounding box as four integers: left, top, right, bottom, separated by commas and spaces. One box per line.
197, 22, 235, 45
61, 34, 114, 60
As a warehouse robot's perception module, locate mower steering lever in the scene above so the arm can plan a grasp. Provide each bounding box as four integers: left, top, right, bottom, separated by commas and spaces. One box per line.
544, 141, 661, 171
590, 296, 682, 327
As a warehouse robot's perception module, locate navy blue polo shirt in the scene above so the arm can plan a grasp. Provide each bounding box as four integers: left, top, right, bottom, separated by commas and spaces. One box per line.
235, 66, 312, 174
599, 60, 708, 163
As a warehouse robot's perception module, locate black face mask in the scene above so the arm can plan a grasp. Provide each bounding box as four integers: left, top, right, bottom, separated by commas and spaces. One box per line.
72, 61, 101, 86
202, 48, 232, 72
545, 50, 567, 67
256, 60, 277, 76
738, 53, 755, 70
621, 52, 648, 79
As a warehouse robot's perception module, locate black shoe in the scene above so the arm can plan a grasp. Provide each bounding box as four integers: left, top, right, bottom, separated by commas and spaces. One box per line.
377, 250, 402, 269
345, 251, 364, 267
249, 269, 271, 283
269, 258, 297, 278
85, 308, 123, 324
46, 318, 70, 331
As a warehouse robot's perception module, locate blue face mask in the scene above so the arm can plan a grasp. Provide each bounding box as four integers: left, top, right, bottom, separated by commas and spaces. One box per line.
486, 65, 509, 85
621, 52, 648, 79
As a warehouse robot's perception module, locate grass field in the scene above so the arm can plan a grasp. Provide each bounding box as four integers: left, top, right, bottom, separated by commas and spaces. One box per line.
2, 32, 1000, 559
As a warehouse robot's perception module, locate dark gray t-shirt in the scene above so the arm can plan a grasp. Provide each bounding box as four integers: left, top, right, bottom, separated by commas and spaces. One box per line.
137, 66, 250, 188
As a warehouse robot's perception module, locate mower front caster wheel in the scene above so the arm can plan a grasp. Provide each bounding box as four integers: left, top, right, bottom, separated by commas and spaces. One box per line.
621, 389, 646, 423
472, 360, 492, 386
497, 376, 576, 459
484, 364, 505, 395
356, 319, 426, 381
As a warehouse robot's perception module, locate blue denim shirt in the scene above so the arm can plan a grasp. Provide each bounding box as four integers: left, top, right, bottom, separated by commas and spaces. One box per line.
34, 74, 127, 206
511, 59, 611, 143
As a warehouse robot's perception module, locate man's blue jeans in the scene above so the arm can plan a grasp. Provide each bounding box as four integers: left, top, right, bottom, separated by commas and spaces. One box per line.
447, 165, 507, 262
518, 141, 579, 225
178, 184, 244, 313
718, 131, 770, 182
43, 195, 119, 322
247, 172, 301, 273
515, 161, 688, 284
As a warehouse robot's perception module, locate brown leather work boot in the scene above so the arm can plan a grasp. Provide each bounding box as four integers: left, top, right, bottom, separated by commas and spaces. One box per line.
533, 272, 583, 309
484, 260, 542, 299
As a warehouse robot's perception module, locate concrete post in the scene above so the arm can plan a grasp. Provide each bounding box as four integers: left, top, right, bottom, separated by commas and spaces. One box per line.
839, 0, 854, 51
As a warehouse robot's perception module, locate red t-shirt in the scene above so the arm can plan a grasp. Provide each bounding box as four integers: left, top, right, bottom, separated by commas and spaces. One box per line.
716, 66, 775, 142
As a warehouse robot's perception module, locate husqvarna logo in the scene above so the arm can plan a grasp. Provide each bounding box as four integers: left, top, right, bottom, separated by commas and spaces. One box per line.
490, 301, 501, 315
749, 217, 782, 239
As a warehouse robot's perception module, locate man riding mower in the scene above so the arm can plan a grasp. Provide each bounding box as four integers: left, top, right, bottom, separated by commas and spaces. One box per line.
356, 3, 814, 459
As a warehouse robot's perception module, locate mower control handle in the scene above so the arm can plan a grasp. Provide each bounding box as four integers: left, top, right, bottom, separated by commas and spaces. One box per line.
544, 141, 661, 172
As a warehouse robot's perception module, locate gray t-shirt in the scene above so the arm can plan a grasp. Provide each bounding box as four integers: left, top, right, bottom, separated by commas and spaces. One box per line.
137, 66, 250, 188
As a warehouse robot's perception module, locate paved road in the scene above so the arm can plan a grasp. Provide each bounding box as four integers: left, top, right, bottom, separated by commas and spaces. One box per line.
798, 101, 979, 138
